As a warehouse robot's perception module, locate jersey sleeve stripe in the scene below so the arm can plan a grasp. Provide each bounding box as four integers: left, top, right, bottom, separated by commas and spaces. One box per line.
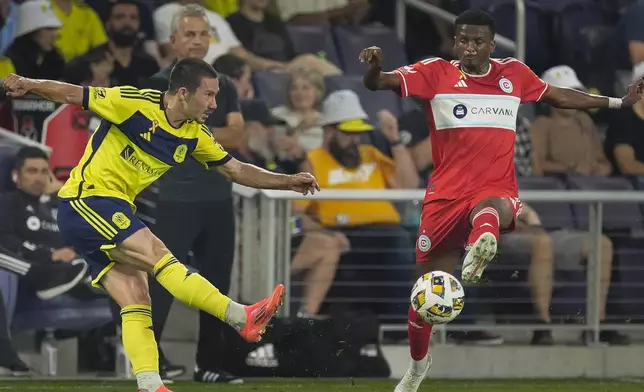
119, 92, 160, 104
536, 82, 550, 101
392, 70, 409, 97
82, 86, 90, 109
139, 88, 162, 95
200, 125, 214, 138
206, 154, 232, 167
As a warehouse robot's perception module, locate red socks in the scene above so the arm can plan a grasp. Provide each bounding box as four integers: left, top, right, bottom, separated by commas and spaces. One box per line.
408, 305, 433, 361
468, 206, 500, 246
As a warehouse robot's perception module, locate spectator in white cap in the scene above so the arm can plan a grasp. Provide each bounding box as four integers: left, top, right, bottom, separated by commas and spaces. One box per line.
530, 65, 611, 176
605, 62, 644, 176
294, 90, 418, 317
3, 0, 64, 80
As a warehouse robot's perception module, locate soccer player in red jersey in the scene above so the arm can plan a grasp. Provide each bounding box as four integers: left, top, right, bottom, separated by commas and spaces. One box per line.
361, 9, 644, 392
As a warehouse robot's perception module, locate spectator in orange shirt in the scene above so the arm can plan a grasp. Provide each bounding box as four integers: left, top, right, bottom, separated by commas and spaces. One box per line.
298, 90, 418, 316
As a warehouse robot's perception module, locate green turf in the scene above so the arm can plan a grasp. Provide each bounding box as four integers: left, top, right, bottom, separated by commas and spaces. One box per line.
0, 379, 642, 392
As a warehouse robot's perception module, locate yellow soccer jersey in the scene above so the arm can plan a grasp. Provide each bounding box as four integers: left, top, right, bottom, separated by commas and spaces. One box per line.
58, 86, 231, 204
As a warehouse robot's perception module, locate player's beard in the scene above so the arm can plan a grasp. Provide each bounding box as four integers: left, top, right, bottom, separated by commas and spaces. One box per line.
329, 137, 361, 169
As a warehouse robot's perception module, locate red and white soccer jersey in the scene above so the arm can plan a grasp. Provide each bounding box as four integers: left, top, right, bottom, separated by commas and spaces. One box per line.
392, 57, 550, 262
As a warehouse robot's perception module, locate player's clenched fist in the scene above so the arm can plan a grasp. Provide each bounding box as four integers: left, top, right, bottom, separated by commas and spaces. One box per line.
621, 78, 644, 107
288, 172, 321, 196
359, 46, 384, 68
3, 73, 32, 98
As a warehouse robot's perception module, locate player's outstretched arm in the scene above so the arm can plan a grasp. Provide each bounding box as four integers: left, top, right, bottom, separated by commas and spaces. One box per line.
3, 74, 83, 106
216, 157, 321, 195
543, 79, 644, 110
360, 46, 400, 91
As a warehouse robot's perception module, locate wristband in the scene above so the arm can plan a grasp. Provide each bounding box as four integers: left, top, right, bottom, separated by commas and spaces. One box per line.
389, 139, 403, 147
608, 97, 623, 109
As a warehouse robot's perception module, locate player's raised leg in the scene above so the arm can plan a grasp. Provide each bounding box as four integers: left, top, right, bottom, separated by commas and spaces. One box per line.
99, 264, 169, 392
396, 250, 461, 392
106, 227, 284, 343
462, 196, 517, 283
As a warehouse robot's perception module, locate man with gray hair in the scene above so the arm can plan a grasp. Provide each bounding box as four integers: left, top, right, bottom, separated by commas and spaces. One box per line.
154, 0, 285, 70
145, 3, 244, 384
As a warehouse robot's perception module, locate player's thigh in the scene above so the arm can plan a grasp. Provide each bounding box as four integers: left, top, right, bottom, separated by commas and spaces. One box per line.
469, 193, 521, 230
416, 199, 470, 276
100, 263, 151, 308
57, 196, 149, 287
109, 227, 170, 273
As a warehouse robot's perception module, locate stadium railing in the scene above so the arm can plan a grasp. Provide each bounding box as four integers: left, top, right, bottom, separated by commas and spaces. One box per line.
395, 0, 525, 61
232, 185, 644, 345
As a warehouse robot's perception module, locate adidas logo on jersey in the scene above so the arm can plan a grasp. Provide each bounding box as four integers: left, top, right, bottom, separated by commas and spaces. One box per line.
140, 120, 159, 142
454, 80, 468, 88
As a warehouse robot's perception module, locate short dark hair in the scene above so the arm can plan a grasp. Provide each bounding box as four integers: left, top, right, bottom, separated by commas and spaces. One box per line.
454, 9, 495, 37
14, 146, 48, 171
108, 0, 141, 19
213, 54, 247, 80
168, 58, 219, 94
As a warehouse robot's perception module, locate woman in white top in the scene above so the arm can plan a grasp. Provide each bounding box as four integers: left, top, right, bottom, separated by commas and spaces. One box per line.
271, 67, 326, 159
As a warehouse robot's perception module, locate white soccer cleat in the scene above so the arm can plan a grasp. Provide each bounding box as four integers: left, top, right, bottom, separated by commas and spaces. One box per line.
394, 356, 432, 392
461, 232, 498, 283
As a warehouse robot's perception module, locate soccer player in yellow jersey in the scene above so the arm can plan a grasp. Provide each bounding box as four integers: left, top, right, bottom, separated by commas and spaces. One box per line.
4, 58, 320, 392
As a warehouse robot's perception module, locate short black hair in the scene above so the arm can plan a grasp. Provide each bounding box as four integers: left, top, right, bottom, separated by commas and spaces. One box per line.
14, 146, 48, 171
168, 58, 219, 94
454, 9, 495, 37
213, 54, 247, 80
108, 0, 141, 18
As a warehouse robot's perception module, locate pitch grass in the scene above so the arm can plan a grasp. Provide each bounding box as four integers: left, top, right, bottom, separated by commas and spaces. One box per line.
0, 379, 642, 392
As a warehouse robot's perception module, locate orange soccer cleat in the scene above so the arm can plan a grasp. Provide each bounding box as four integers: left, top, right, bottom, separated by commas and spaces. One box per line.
138, 385, 172, 392
238, 284, 285, 343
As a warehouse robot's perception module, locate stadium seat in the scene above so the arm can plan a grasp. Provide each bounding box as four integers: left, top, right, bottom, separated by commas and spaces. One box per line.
12, 290, 112, 376
528, 0, 597, 13
518, 176, 575, 229
325, 75, 402, 122
634, 176, 644, 191
333, 26, 408, 75
12, 291, 112, 332
42, 105, 91, 178
478, 2, 551, 75
611, 247, 644, 321
566, 176, 643, 231
252, 71, 291, 108
551, 1, 605, 82
286, 25, 341, 68
550, 268, 587, 319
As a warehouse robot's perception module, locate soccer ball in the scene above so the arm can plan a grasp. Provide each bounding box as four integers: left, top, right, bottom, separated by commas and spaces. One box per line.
410, 270, 465, 324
